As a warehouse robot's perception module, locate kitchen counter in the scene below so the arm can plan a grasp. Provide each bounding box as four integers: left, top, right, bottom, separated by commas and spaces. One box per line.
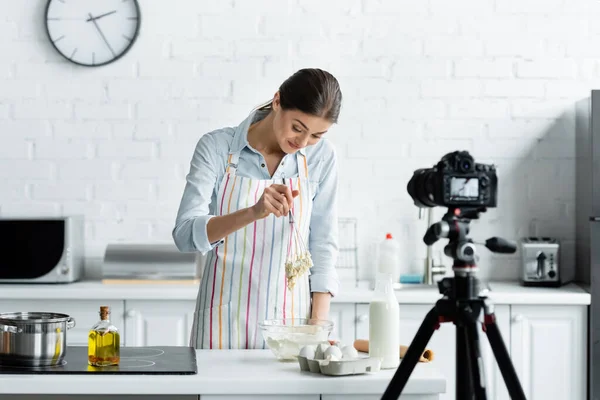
0, 350, 446, 399
0, 279, 590, 305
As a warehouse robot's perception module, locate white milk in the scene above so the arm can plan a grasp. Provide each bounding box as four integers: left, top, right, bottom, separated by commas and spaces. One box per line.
369, 274, 400, 369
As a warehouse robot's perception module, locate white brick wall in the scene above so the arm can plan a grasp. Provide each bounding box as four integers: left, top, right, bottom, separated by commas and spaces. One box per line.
0, 0, 597, 283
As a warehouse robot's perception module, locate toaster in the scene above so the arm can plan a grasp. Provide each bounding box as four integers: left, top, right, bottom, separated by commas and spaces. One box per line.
520, 237, 561, 287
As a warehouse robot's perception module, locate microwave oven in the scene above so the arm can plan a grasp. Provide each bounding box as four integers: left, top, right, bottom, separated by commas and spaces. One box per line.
0, 216, 84, 283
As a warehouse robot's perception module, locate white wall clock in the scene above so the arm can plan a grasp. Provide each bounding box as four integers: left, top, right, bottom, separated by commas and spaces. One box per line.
44, 0, 141, 67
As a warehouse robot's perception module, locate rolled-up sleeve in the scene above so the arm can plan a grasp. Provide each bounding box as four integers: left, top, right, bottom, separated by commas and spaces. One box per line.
172, 134, 222, 254
308, 144, 341, 297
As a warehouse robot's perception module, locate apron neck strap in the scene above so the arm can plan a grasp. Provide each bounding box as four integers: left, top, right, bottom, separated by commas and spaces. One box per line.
226, 151, 241, 175
296, 151, 308, 179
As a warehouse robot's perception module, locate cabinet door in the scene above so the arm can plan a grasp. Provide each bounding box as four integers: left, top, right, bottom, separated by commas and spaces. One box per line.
328, 303, 355, 344
124, 300, 196, 347
0, 300, 125, 346
356, 303, 456, 400
510, 305, 586, 400
355, 303, 370, 340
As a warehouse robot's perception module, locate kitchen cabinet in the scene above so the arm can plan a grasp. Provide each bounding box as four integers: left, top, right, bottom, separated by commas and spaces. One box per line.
509, 305, 586, 400
327, 303, 355, 344
0, 300, 125, 346
0, 300, 354, 348
124, 300, 196, 347
122, 302, 355, 348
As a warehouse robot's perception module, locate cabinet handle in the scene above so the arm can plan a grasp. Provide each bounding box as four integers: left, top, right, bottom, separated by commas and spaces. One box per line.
513, 314, 523, 322
126, 309, 137, 318
357, 314, 368, 323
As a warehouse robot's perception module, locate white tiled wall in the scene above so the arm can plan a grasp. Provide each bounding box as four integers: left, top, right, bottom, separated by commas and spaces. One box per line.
1, 0, 598, 283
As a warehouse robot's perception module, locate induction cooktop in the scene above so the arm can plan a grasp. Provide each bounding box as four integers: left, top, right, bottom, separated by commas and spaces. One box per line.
0, 346, 197, 375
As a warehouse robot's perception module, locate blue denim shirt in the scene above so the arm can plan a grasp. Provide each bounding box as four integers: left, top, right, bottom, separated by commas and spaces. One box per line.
172, 110, 340, 297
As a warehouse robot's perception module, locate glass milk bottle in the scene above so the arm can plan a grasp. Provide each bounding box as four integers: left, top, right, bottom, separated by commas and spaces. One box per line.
369, 233, 400, 369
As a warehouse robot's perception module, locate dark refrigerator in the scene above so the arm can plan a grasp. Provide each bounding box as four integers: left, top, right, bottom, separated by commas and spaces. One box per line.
575, 90, 600, 400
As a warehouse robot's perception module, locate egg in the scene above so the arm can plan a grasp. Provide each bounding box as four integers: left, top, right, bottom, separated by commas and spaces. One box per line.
299, 345, 316, 359
323, 345, 343, 360
314, 343, 330, 359
341, 345, 359, 360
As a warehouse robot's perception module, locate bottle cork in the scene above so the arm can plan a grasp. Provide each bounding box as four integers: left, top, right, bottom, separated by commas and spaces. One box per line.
99, 306, 110, 320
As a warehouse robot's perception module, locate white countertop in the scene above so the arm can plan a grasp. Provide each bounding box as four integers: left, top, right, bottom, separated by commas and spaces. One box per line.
0, 279, 590, 305
485, 281, 591, 305
0, 350, 446, 396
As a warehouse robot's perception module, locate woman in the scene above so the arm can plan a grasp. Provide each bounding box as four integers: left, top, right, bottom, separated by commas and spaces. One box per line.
172, 68, 342, 350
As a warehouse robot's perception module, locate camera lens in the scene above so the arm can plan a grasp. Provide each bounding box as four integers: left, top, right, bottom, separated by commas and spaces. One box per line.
407, 168, 437, 208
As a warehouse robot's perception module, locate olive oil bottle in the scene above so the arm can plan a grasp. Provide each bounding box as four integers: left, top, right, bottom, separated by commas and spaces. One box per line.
88, 306, 120, 366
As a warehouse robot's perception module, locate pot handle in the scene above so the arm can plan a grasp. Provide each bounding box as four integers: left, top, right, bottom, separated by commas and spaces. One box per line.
67, 317, 76, 329
0, 324, 22, 334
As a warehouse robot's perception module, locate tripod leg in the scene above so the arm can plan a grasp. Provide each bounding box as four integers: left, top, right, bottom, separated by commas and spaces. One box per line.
380, 305, 440, 400
456, 324, 474, 400
482, 309, 527, 400
464, 311, 488, 400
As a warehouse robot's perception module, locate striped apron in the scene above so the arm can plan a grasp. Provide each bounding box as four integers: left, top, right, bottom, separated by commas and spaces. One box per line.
190, 150, 313, 349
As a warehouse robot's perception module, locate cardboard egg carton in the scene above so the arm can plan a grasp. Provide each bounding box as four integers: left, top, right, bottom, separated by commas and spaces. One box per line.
298, 354, 382, 376
297, 343, 381, 376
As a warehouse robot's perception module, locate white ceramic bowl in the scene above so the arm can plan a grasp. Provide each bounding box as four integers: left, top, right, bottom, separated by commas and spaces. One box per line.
258, 318, 333, 361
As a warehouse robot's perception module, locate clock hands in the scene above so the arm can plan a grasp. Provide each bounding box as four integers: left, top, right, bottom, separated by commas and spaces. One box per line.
86, 10, 116, 22
88, 13, 116, 57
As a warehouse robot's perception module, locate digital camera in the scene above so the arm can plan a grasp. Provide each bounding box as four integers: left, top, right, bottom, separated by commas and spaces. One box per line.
406, 151, 498, 208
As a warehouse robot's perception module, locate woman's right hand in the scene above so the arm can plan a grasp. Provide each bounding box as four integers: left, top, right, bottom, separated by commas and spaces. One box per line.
251, 184, 299, 219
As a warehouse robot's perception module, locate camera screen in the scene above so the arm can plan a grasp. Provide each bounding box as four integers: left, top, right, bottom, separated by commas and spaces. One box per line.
450, 177, 479, 199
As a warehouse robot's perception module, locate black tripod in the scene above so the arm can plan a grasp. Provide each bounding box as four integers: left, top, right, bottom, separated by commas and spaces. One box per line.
381, 207, 527, 400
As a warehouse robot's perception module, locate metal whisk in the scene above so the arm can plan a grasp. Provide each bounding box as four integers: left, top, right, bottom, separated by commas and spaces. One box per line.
284, 183, 313, 291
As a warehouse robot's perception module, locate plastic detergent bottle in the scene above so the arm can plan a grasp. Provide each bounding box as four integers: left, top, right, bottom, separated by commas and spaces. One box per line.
377, 233, 401, 284
369, 233, 400, 369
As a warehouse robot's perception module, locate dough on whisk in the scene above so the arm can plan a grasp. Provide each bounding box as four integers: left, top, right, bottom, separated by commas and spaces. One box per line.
285, 222, 314, 290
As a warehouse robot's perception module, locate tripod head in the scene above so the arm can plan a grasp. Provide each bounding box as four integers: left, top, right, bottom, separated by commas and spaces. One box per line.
422, 206, 517, 297
423, 206, 517, 268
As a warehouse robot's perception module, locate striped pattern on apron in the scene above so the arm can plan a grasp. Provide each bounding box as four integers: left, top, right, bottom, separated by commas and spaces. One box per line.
190, 150, 313, 349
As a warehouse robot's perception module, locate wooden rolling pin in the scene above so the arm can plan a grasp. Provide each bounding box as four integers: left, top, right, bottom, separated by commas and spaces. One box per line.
353, 339, 435, 363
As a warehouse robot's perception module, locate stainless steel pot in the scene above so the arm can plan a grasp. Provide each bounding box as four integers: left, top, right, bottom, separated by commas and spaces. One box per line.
0, 312, 76, 367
